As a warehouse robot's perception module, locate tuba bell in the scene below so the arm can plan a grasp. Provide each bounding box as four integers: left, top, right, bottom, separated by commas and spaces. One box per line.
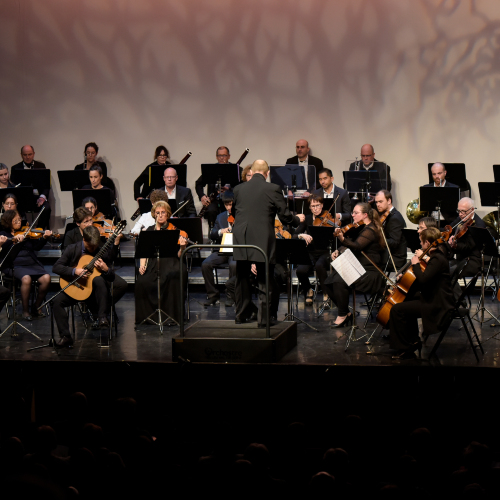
483, 211, 499, 239
406, 198, 428, 225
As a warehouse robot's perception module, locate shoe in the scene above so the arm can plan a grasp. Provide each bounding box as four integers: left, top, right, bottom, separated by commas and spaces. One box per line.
392, 341, 422, 360
330, 314, 353, 329
305, 289, 313, 306
235, 316, 246, 325
99, 318, 110, 329
204, 297, 220, 307
225, 297, 235, 307
31, 308, 46, 318
55, 336, 74, 349
22, 313, 33, 321
249, 311, 258, 322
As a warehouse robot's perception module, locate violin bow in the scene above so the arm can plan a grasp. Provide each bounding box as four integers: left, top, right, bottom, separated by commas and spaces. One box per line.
361, 251, 396, 287
378, 220, 397, 274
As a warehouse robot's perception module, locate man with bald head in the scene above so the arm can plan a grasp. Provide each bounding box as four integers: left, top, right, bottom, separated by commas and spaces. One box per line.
232, 160, 305, 326
10, 145, 51, 229
285, 139, 323, 192
162, 166, 196, 217
348, 144, 392, 192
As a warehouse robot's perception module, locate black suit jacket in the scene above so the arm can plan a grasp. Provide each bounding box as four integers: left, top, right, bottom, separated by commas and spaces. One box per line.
174, 185, 196, 217
233, 174, 300, 263
10, 160, 50, 198
210, 210, 230, 243
286, 155, 323, 191
133, 161, 171, 200
313, 185, 351, 222
449, 213, 487, 263
348, 160, 392, 192
53, 242, 116, 283
382, 208, 407, 266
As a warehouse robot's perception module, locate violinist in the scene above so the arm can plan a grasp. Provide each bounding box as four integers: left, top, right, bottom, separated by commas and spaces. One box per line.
294, 194, 332, 306
448, 197, 487, 277
0, 163, 15, 189
130, 189, 170, 235
418, 216, 438, 234
1, 193, 26, 224
83, 196, 105, 221
313, 168, 351, 223
389, 227, 455, 359
324, 202, 385, 327
0, 210, 52, 320
134, 145, 171, 201
374, 190, 407, 270
135, 201, 188, 325
201, 191, 237, 307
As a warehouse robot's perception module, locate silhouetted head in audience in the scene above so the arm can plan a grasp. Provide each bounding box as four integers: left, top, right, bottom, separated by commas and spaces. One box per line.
244, 443, 270, 473
80, 423, 105, 453
309, 471, 336, 498
322, 447, 349, 478
34, 425, 57, 455
463, 441, 491, 473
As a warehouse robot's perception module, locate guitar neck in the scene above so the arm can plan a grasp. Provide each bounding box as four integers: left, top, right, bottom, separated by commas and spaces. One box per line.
86, 233, 117, 270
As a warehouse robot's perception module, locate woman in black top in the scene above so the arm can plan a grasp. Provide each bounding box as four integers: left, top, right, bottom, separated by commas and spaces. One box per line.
134, 145, 171, 201
0, 164, 15, 189
74, 142, 115, 192
325, 202, 385, 327
0, 210, 52, 320
389, 227, 455, 359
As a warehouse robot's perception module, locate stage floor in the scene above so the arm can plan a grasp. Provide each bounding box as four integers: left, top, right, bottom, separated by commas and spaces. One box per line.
0, 290, 499, 368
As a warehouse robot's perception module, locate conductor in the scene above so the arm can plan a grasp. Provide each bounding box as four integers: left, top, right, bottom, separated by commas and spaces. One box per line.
232, 160, 305, 326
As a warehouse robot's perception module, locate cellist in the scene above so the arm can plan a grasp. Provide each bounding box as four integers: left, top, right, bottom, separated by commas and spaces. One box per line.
389, 227, 455, 359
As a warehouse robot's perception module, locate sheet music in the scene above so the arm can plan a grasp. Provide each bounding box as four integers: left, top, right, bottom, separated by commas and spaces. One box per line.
220, 233, 233, 253
331, 249, 366, 286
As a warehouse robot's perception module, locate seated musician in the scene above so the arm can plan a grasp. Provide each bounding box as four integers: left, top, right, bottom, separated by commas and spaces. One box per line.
201, 191, 237, 307
10, 145, 51, 229
294, 194, 332, 306
1, 193, 26, 224
83, 196, 104, 221
82, 165, 115, 200
324, 202, 385, 327
130, 189, 170, 235
348, 144, 392, 192
418, 216, 438, 234
0, 163, 15, 189
389, 227, 455, 359
135, 201, 188, 325
313, 168, 351, 223
52, 225, 123, 348
162, 167, 196, 217
63, 207, 93, 248
285, 139, 323, 193
0, 210, 52, 320
241, 165, 253, 182
74, 142, 116, 193
448, 197, 487, 277
374, 190, 407, 270
134, 145, 171, 202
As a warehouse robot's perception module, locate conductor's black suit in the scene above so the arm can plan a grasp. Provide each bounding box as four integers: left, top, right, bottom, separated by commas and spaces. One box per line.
232, 173, 300, 324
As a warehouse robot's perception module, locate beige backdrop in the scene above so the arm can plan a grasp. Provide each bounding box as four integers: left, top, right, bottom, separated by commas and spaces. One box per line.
1, 0, 499, 230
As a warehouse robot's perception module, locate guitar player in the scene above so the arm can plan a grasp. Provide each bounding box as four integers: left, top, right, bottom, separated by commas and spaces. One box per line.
51, 225, 127, 348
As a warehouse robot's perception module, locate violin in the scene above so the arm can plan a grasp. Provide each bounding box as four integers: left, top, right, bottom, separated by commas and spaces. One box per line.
162, 222, 196, 245
335, 219, 367, 236
13, 226, 60, 240
313, 211, 339, 228
450, 217, 475, 249
379, 209, 391, 226
274, 220, 291, 239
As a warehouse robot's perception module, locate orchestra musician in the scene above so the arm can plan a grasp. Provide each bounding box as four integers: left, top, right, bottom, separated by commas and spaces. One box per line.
130, 189, 170, 235
313, 168, 351, 223
63, 207, 94, 248
0, 210, 52, 320
418, 216, 438, 234
201, 191, 237, 307
348, 144, 392, 192
324, 202, 385, 327
374, 190, 407, 270
134, 145, 171, 201
52, 225, 122, 348
0, 163, 15, 189
162, 167, 196, 218
448, 197, 487, 277
241, 165, 253, 182
389, 227, 455, 359
135, 201, 188, 325
10, 145, 51, 229
285, 139, 324, 193
294, 194, 333, 306
82, 165, 115, 200
232, 160, 304, 326
74, 142, 116, 193
1, 193, 26, 223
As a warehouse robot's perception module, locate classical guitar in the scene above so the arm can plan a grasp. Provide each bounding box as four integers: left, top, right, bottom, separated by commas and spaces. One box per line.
59, 220, 126, 301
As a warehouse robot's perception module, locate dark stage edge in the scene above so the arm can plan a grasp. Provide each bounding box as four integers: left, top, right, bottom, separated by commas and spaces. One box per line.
172, 320, 297, 363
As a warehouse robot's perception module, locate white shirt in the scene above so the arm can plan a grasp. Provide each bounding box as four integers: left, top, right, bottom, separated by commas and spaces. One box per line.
323, 183, 335, 198
165, 185, 176, 199
298, 156, 309, 190
131, 212, 155, 234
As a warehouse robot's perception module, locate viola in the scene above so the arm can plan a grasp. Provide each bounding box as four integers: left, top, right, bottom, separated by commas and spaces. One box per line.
274, 220, 291, 239
313, 211, 339, 228
163, 222, 196, 245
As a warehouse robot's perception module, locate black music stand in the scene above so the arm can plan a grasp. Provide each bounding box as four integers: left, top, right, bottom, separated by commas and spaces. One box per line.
169, 217, 203, 245
72, 189, 114, 218
138, 199, 153, 215
13, 169, 51, 199
276, 238, 317, 330
57, 170, 90, 191
427, 163, 469, 193
493, 165, 500, 182
343, 171, 382, 201
403, 229, 421, 253
269, 164, 316, 192
135, 230, 180, 333
149, 164, 187, 189
201, 163, 240, 188
0, 186, 36, 214
419, 186, 459, 223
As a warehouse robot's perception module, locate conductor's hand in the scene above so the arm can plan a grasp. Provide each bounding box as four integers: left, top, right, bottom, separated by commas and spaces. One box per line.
251, 263, 257, 276
139, 264, 147, 275
43, 230, 52, 239
75, 268, 88, 277
136, 197, 143, 202
331, 250, 339, 261
411, 255, 420, 265
179, 235, 187, 246
36, 197, 45, 207
297, 214, 305, 223
299, 234, 313, 245
201, 195, 211, 207
0, 235, 8, 247
94, 259, 109, 272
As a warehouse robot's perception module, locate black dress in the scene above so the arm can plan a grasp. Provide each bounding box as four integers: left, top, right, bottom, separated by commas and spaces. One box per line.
389, 248, 455, 350
324, 223, 385, 316
0, 230, 47, 280
134, 226, 187, 324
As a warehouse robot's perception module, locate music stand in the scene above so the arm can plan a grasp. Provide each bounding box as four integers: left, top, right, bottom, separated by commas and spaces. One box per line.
427, 163, 469, 194
138, 199, 153, 215
135, 230, 180, 333
269, 164, 317, 192
419, 186, 459, 223
0, 186, 36, 214
149, 164, 187, 189
57, 170, 90, 191
201, 163, 240, 188
275, 238, 317, 330
343, 171, 382, 201
13, 169, 51, 198
168, 217, 203, 245
72, 189, 114, 218
403, 229, 421, 253
493, 166, 500, 182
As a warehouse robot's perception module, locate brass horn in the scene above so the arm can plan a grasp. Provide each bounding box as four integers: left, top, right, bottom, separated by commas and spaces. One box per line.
483, 211, 499, 239
406, 198, 428, 225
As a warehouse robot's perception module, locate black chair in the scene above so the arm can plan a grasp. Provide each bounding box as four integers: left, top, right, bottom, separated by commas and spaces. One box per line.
428, 273, 483, 361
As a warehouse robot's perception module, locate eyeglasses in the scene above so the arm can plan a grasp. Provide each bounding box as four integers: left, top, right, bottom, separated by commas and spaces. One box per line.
155, 211, 167, 215
164, 176, 177, 180
310, 204, 322, 209
216, 154, 229, 158
352, 211, 362, 215
157, 154, 168, 158
457, 209, 472, 214
12, 219, 22, 223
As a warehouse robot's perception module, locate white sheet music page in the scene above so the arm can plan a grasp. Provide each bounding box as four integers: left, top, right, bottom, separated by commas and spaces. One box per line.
220, 233, 233, 253
331, 249, 366, 286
